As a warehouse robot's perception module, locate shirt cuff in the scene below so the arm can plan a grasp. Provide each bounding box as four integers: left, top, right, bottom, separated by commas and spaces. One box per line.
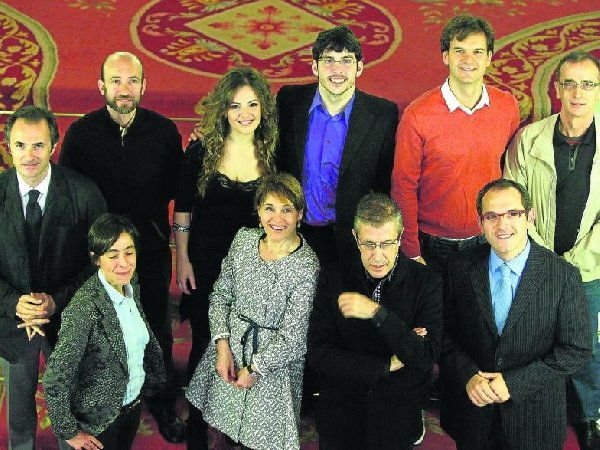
251, 355, 264, 375
371, 305, 389, 329
212, 333, 230, 343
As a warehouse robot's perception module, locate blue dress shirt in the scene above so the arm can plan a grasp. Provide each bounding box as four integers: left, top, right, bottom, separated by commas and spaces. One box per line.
98, 270, 149, 405
302, 89, 355, 225
488, 240, 531, 332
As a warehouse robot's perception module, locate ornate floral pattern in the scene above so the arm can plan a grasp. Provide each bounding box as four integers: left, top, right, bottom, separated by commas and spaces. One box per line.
132, 0, 400, 81
64, 0, 117, 14
414, 0, 582, 25
0, 3, 57, 171
490, 12, 600, 122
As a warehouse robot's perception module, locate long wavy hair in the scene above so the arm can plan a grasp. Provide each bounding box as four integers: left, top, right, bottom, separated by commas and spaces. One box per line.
196, 67, 278, 197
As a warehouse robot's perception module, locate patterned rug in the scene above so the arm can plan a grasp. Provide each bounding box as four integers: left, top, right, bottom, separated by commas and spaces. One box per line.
0, 1, 597, 448
1, 0, 600, 170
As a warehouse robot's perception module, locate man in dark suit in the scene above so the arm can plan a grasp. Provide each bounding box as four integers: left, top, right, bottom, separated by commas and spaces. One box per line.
0, 105, 106, 449
308, 193, 442, 449
277, 25, 399, 266
440, 178, 592, 450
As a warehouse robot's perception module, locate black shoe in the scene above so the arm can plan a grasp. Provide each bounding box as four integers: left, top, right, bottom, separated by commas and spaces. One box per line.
155, 409, 186, 443
574, 420, 600, 450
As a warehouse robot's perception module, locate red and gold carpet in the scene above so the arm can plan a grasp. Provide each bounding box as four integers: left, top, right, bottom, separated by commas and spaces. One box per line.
1, 0, 599, 169
1, 1, 598, 448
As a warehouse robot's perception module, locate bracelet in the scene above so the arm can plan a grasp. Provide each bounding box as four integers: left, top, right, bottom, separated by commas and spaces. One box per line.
172, 223, 190, 233
247, 364, 260, 380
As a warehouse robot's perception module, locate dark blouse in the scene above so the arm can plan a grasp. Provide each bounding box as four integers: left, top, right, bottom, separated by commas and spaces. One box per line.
175, 142, 260, 319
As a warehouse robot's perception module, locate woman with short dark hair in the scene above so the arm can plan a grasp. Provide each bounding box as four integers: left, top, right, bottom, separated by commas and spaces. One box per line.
43, 213, 166, 450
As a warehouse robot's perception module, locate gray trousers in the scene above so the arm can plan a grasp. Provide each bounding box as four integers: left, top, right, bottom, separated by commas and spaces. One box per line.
0, 335, 51, 450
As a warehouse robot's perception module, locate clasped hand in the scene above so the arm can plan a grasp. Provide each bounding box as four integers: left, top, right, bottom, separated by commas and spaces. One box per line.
215, 339, 257, 390
66, 431, 103, 450
16, 293, 56, 340
466, 371, 511, 407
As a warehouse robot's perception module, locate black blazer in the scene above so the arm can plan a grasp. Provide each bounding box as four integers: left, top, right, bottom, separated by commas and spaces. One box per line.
0, 164, 106, 362
43, 273, 166, 440
440, 241, 592, 450
308, 255, 442, 448
276, 84, 399, 250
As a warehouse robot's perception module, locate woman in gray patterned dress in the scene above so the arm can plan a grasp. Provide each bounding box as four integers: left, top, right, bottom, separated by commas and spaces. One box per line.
186, 173, 320, 450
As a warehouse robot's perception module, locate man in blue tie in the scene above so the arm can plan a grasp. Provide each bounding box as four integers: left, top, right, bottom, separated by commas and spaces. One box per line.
440, 178, 592, 450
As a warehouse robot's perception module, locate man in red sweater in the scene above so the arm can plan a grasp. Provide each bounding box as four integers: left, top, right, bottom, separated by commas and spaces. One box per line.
392, 15, 520, 272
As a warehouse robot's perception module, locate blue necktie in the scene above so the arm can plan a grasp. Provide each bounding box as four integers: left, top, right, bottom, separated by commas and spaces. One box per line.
494, 264, 512, 334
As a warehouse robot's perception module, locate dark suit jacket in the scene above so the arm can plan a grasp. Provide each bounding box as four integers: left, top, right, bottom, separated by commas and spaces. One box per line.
308, 255, 442, 449
276, 84, 399, 252
440, 240, 591, 450
42, 273, 167, 440
0, 164, 106, 362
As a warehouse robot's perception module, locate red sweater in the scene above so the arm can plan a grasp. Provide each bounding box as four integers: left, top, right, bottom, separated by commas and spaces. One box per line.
391, 86, 520, 258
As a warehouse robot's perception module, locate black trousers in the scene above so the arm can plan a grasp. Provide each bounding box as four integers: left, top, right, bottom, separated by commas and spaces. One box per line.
456, 407, 512, 450
137, 244, 178, 412
95, 401, 141, 450
187, 403, 256, 450
419, 231, 486, 276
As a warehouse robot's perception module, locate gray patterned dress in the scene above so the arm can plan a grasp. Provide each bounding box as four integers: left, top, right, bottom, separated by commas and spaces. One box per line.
186, 227, 319, 450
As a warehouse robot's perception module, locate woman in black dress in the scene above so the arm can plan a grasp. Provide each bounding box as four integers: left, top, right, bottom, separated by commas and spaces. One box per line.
173, 67, 277, 378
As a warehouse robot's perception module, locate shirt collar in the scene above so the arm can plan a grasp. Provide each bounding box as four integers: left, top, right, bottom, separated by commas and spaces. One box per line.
490, 239, 531, 277
441, 79, 490, 114
554, 117, 596, 146
98, 269, 133, 306
17, 163, 52, 199
308, 88, 355, 126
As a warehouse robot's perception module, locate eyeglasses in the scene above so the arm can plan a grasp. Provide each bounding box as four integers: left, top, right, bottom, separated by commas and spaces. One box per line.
479, 209, 527, 222
356, 237, 400, 251
318, 56, 356, 68
557, 80, 600, 91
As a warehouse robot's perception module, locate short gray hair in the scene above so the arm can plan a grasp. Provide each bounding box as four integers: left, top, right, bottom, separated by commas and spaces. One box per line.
353, 193, 403, 234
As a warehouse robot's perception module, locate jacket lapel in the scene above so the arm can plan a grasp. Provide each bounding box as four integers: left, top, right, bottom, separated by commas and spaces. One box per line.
292, 87, 314, 176
340, 90, 375, 178
3, 170, 27, 251
468, 245, 499, 337
501, 242, 545, 336
90, 276, 129, 374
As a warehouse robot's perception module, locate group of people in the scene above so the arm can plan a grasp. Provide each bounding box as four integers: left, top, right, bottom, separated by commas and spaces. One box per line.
0, 11, 598, 450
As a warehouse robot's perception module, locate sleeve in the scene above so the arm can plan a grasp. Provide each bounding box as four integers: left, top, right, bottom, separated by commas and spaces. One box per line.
175, 141, 203, 213
0, 284, 21, 320
207, 230, 242, 340
391, 106, 424, 258
508, 94, 521, 140
375, 270, 443, 372
440, 260, 482, 387
42, 298, 94, 440
563, 222, 600, 275
161, 120, 184, 202
58, 123, 83, 170
373, 102, 399, 195
307, 269, 389, 385
503, 129, 548, 248
252, 262, 319, 374
503, 266, 592, 403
